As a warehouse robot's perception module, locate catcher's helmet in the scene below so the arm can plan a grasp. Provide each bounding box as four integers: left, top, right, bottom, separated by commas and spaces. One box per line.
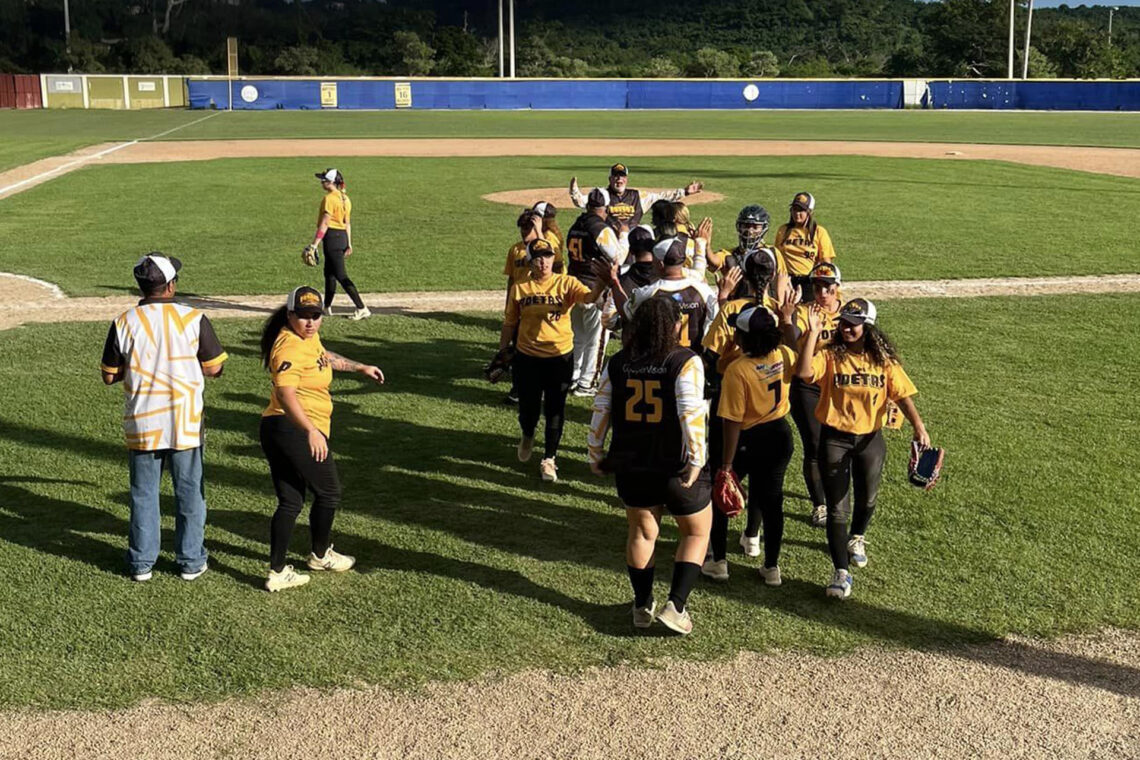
736, 205, 770, 249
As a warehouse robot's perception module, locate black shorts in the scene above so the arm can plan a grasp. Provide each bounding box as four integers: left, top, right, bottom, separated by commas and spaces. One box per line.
615, 468, 712, 516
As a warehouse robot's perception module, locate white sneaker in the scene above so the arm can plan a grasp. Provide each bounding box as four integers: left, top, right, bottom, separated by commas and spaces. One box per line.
701, 558, 729, 581
350, 306, 372, 321
826, 569, 853, 599
180, 564, 208, 582
758, 566, 782, 587
739, 532, 761, 557
517, 436, 535, 463
323, 306, 334, 317
572, 382, 596, 398
811, 504, 828, 528
540, 457, 558, 482
265, 565, 311, 592
307, 545, 355, 572
632, 599, 656, 629
131, 570, 152, 582
847, 535, 868, 568
656, 600, 693, 635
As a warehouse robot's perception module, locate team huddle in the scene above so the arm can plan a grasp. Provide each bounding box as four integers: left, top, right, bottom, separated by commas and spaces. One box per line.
496, 163, 938, 634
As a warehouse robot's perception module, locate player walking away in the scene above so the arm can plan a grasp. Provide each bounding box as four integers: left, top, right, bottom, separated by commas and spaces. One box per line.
708, 205, 771, 277
569, 163, 704, 228
258, 286, 386, 592
704, 303, 798, 584
787, 262, 844, 528
600, 226, 659, 339
500, 239, 612, 483
101, 253, 228, 582
565, 188, 631, 397
774, 192, 837, 299
307, 168, 370, 321
618, 237, 719, 352
588, 297, 711, 635
794, 298, 930, 600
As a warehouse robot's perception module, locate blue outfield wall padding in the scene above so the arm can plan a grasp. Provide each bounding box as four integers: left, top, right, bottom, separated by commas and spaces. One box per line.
927, 80, 1140, 111
628, 80, 902, 109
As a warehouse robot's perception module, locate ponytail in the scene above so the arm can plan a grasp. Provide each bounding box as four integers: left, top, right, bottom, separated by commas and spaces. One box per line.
259, 306, 290, 369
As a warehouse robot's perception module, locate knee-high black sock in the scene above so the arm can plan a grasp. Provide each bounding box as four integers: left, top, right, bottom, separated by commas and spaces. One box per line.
627, 565, 655, 608
310, 506, 336, 558
667, 561, 701, 613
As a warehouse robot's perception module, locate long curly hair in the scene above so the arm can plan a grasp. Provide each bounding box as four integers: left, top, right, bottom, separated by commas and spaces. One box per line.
627, 296, 681, 364
828, 322, 900, 367
736, 322, 782, 358
259, 305, 291, 370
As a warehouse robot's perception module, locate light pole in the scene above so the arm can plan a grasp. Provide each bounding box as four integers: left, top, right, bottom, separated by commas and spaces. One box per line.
1022, 0, 1034, 79
1007, 0, 1016, 79
1109, 6, 1119, 47
63, 0, 71, 47
498, 0, 504, 77
509, 0, 516, 79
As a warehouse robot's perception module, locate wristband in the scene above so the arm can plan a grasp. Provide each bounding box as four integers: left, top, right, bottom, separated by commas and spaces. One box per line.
315, 229, 326, 242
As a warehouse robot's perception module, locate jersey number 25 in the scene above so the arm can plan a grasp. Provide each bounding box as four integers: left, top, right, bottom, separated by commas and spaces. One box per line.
625, 379, 663, 423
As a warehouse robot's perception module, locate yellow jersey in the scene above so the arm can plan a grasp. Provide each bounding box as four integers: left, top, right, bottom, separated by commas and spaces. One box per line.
808, 348, 917, 434
701, 294, 779, 376
505, 274, 594, 358
318, 189, 351, 230
718, 345, 797, 429
774, 223, 835, 276
263, 328, 334, 437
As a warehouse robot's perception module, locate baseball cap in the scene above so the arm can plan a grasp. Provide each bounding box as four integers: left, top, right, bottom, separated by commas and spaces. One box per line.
629, 226, 655, 254
315, 168, 342, 184
734, 305, 779, 334
287, 285, 324, 316
587, 187, 611, 208
791, 192, 815, 211
532, 201, 557, 219
653, 237, 688, 267
527, 238, 556, 260
610, 163, 629, 177
133, 253, 182, 287
839, 298, 877, 325
811, 262, 842, 284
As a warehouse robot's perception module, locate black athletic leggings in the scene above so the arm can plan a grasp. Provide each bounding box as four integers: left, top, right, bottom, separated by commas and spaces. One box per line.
260, 415, 342, 572
710, 417, 794, 567
789, 379, 827, 507
512, 351, 573, 459
820, 425, 886, 571
323, 229, 364, 310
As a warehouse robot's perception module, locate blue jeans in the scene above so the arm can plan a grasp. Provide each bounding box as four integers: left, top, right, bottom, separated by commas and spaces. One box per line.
127, 447, 208, 574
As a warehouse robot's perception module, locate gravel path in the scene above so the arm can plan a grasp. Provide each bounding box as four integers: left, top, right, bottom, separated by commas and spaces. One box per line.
2, 629, 1137, 759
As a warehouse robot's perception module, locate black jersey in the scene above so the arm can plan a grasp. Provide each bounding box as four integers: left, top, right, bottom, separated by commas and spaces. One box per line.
606, 346, 696, 475
606, 188, 643, 227
566, 213, 611, 285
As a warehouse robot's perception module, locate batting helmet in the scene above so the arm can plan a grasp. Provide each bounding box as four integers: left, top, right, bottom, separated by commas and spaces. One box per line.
736, 205, 770, 249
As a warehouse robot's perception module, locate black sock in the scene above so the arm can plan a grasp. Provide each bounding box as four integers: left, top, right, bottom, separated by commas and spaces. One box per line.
667, 561, 701, 613
627, 565, 655, 608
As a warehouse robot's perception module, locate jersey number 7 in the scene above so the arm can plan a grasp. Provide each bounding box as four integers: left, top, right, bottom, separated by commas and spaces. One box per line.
625, 379, 663, 423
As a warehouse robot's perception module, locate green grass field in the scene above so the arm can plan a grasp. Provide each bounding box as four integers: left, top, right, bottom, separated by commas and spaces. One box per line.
2, 108, 1140, 176
0, 294, 1136, 709
2, 154, 1137, 296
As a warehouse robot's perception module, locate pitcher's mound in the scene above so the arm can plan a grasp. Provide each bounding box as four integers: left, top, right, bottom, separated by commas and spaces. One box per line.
0, 273, 64, 305
483, 187, 725, 209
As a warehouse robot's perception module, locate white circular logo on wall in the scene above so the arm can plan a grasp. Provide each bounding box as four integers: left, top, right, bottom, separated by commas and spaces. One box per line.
743, 84, 760, 102
240, 85, 259, 103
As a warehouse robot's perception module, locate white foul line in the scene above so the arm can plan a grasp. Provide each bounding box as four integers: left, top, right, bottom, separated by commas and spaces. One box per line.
0, 110, 225, 198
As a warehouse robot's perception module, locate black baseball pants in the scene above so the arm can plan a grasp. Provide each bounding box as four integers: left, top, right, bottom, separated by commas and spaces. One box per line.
322, 229, 365, 310
820, 425, 886, 570
512, 351, 573, 460
789, 379, 827, 507
260, 415, 342, 573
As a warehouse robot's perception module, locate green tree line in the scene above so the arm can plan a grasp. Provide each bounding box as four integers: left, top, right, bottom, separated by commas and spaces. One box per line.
1, 0, 1137, 79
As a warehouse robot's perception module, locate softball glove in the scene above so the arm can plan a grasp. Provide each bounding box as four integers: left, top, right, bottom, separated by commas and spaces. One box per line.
483, 345, 515, 384
301, 244, 320, 267
908, 441, 945, 491
713, 468, 745, 517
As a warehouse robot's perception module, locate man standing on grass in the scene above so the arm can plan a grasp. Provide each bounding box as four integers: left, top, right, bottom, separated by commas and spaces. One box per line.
100, 253, 228, 582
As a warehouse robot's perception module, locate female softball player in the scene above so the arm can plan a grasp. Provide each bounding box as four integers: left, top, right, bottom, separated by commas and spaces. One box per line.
795, 298, 930, 599
258, 286, 385, 592
588, 297, 711, 635
789, 262, 844, 529
500, 239, 611, 482
307, 168, 370, 321
774, 192, 836, 298
707, 301, 799, 585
